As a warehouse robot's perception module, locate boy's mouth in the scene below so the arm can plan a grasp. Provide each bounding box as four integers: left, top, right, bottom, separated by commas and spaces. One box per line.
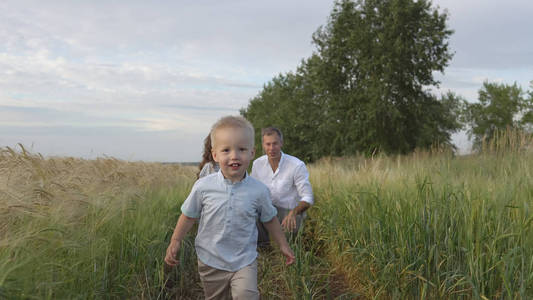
229, 163, 241, 170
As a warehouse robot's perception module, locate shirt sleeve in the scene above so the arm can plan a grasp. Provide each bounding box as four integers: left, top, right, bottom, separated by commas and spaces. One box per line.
257, 187, 277, 223
294, 163, 314, 205
180, 181, 203, 218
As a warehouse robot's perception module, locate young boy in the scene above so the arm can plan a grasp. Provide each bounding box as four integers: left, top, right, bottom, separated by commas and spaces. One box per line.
164, 116, 295, 299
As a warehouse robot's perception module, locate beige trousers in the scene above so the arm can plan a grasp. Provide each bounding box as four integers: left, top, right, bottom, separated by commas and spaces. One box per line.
197, 260, 259, 300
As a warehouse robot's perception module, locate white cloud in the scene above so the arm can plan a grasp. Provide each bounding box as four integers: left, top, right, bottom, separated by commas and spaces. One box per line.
0, 0, 531, 161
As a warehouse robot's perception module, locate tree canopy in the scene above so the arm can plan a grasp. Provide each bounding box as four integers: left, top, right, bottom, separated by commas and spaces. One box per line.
462, 81, 533, 149
241, 0, 462, 162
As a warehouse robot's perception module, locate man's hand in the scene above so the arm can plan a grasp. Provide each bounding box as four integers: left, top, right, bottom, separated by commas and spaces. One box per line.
281, 201, 310, 232
280, 244, 295, 265
164, 241, 181, 266
281, 211, 297, 232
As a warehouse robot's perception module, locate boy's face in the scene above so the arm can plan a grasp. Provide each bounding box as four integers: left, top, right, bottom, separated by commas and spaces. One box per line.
262, 133, 283, 161
212, 127, 255, 182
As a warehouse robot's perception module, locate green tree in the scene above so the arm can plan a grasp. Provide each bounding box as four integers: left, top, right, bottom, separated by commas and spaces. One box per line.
416, 91, 465, 149
240, 67, 323, 162
242, 0, 461, 161
463, 81, 533, 149
523, 81, 533, 131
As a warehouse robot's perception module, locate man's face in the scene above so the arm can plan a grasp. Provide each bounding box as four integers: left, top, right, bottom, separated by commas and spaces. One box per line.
212, 127, 255, 182
262, 133, 283, 161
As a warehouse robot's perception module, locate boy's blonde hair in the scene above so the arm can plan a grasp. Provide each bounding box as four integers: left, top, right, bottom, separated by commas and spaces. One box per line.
210, 116, 255, 148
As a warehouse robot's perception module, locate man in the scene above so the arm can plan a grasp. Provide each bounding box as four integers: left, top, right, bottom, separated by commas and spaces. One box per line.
251, 127, 314, 246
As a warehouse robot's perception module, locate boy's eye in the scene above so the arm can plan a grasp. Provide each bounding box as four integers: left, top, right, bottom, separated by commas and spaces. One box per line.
222, 148, 229, 152
240, 147, 247, 151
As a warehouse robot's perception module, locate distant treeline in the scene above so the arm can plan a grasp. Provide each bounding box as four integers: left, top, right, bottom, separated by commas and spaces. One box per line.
161, 162, 198, 166
241, 0, 533, 162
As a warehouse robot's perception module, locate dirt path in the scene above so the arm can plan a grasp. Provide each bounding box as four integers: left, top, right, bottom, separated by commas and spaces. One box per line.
163, 225, 358, 299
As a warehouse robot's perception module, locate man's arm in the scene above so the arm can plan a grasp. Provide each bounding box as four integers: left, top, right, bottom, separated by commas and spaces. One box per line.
281, 163, 313, 231
293, 163, 314, 206
263, 216, 295, 265
164, 214, 197, 266
292, 201, 311, 215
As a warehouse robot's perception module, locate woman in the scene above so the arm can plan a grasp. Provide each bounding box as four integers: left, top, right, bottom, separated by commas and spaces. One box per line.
197, 134, 219, 179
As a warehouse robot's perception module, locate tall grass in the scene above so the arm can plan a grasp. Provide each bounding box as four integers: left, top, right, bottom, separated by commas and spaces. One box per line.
3, 129, 533, 299
307, 130, 533, 299
0, 144, 198, 299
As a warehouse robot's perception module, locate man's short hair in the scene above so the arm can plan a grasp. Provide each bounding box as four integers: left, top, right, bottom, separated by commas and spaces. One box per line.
261, 127, 283, 142
210, 116, 255, 148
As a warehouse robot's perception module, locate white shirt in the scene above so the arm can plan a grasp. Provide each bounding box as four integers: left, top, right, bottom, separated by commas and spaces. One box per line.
251, 152, 314, 210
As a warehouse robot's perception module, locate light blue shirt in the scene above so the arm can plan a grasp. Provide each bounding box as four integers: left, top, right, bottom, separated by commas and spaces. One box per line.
181, 171, 277, 272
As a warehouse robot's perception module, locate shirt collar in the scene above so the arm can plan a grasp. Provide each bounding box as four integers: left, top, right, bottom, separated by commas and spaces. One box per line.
278, 151, 286, 169
217, 169, 249, 185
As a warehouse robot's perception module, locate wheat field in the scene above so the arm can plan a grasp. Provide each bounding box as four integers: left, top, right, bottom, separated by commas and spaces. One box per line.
1, 131, 532, 299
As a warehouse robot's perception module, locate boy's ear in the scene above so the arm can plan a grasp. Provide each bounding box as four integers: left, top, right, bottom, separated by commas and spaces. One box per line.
251, 147, 255, 157
211, 149, 219, 163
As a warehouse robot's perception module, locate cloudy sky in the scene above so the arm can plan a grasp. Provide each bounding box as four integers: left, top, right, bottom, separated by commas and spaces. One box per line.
1, 0, 532, 162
